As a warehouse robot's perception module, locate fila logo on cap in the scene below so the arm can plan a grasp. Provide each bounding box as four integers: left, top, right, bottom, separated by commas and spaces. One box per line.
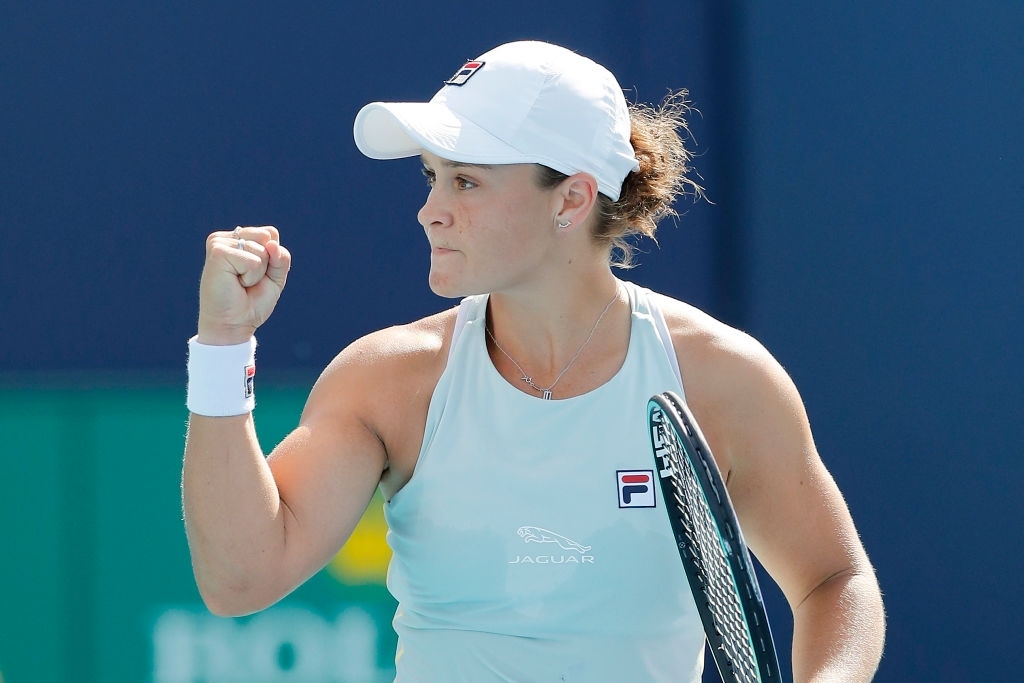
445, 60, 485, 86
617, 470, 656, 508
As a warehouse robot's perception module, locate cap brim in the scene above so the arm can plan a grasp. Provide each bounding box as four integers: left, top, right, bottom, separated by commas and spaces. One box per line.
353, 99, 631, 201
353, 101, 530, 165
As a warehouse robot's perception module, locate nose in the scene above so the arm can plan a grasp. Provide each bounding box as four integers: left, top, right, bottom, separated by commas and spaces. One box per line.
417, 186, 451, 231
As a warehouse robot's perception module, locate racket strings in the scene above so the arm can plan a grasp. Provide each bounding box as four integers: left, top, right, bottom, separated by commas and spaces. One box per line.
658, 414, 760, 682
680, 427, 776, 664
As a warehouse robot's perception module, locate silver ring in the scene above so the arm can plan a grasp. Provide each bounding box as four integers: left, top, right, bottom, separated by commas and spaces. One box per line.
237, 238, 246, 251
233, 226, 241, 237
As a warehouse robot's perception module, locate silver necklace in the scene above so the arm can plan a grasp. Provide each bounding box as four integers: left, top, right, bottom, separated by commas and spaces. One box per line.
485, 286, 621, 400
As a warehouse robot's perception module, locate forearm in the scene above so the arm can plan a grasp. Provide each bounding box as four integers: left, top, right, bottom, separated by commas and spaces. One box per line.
791, 569, 886, 682
182, 414, 290, 615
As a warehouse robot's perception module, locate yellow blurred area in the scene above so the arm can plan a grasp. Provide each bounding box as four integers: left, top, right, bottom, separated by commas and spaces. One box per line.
326, 492, 392, 584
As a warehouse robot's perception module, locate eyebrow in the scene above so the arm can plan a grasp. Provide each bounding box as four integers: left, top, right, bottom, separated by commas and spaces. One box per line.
420, 156, 493, 171
445, 161, 493, 170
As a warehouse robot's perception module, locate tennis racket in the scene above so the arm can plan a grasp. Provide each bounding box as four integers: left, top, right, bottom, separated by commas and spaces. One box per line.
648, 391, 780, 682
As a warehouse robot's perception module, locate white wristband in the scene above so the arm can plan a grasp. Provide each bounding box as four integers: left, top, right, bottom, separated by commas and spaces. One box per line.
186, 336, 257, 416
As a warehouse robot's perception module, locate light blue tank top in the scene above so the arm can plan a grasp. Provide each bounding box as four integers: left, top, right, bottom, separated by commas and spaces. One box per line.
384, 281, 705, 682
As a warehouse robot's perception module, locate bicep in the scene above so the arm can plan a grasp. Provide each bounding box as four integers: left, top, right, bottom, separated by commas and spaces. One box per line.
264, 376, 389, 587
722, 358, 870, 612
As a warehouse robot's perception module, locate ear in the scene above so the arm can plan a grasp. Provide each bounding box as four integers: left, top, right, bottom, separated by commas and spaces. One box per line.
553, 172, 600, 230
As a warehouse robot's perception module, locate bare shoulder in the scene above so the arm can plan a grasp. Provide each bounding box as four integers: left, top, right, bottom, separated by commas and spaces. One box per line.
299, 306, 459, 492
649, 292, 788, 394
322, 306, 457, 377
307, 305, 458, 413
648, 292, 807, 478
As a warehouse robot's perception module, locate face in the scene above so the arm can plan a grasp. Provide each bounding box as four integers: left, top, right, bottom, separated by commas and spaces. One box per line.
417, 151, 562, 298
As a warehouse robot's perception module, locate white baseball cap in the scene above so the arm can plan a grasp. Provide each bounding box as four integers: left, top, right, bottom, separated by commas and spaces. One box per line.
352, 40, 640, 201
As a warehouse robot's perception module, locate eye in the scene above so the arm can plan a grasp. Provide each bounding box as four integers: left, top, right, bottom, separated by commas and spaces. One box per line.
455, 176, 477, 190
420, 166, 436, 188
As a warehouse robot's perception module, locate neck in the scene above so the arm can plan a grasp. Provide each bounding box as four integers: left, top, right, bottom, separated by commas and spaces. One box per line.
485, 273, 626, 396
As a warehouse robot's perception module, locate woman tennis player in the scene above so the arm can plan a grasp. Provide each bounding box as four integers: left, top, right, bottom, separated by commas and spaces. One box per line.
183, 40, 885, 681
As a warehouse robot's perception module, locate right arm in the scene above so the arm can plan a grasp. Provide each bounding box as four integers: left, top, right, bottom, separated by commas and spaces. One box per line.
183, 369, 389, 616
182, 226, 388, 616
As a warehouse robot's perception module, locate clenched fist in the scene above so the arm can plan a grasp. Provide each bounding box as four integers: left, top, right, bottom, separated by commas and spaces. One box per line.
197, 225, 292, 345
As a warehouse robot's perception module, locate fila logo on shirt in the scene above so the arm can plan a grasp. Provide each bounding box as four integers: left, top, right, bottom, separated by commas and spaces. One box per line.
445, 60, 485, 86
617, 470, 656, 508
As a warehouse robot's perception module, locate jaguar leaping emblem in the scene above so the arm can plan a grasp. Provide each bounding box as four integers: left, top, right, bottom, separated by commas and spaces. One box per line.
516, 526, 592, 554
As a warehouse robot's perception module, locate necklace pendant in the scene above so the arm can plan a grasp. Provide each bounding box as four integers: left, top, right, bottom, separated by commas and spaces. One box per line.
541, 389, 553, 400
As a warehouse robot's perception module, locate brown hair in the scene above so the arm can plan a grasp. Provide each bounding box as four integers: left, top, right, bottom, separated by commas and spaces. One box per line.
536, 90, 705, 268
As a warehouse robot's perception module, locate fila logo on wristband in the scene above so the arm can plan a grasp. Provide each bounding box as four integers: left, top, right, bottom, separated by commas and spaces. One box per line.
244, 364, 255, 398
186, 336, 258, 416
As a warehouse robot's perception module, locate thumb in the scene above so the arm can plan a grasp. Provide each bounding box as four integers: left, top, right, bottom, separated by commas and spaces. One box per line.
265, 240, 292, 290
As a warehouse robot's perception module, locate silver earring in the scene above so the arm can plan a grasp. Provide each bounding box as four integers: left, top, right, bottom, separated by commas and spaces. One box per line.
557, 219, 571, 229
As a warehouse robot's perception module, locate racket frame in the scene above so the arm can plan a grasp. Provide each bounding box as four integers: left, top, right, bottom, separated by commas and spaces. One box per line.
648, 391, 781, 682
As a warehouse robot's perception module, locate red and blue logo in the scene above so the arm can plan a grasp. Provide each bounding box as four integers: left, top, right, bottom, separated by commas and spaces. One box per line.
445, 60, 485, 86
617, 470, 656, 508
244, 364, 255, 399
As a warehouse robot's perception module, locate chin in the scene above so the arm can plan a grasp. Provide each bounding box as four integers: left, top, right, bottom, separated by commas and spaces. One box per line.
428, 274, 468, 299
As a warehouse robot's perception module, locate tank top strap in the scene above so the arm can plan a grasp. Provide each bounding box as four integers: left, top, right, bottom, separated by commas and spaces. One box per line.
448, 294, 489, 365
621, 281, 686, 402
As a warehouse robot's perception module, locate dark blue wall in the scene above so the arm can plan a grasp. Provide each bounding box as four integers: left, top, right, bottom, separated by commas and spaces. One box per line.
740, 2, 1023, 680
0, 1, 721, 375
2, 2, 1021, 680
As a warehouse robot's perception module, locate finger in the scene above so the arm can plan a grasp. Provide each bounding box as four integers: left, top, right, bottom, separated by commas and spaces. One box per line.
238, 240, 272, 288
265, 241, 292, 290
209, 235, 267, 262
234, 236, 268, 259
210, 238, 269, 288
230, 225, 280, 245
234, 250, 269, 288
